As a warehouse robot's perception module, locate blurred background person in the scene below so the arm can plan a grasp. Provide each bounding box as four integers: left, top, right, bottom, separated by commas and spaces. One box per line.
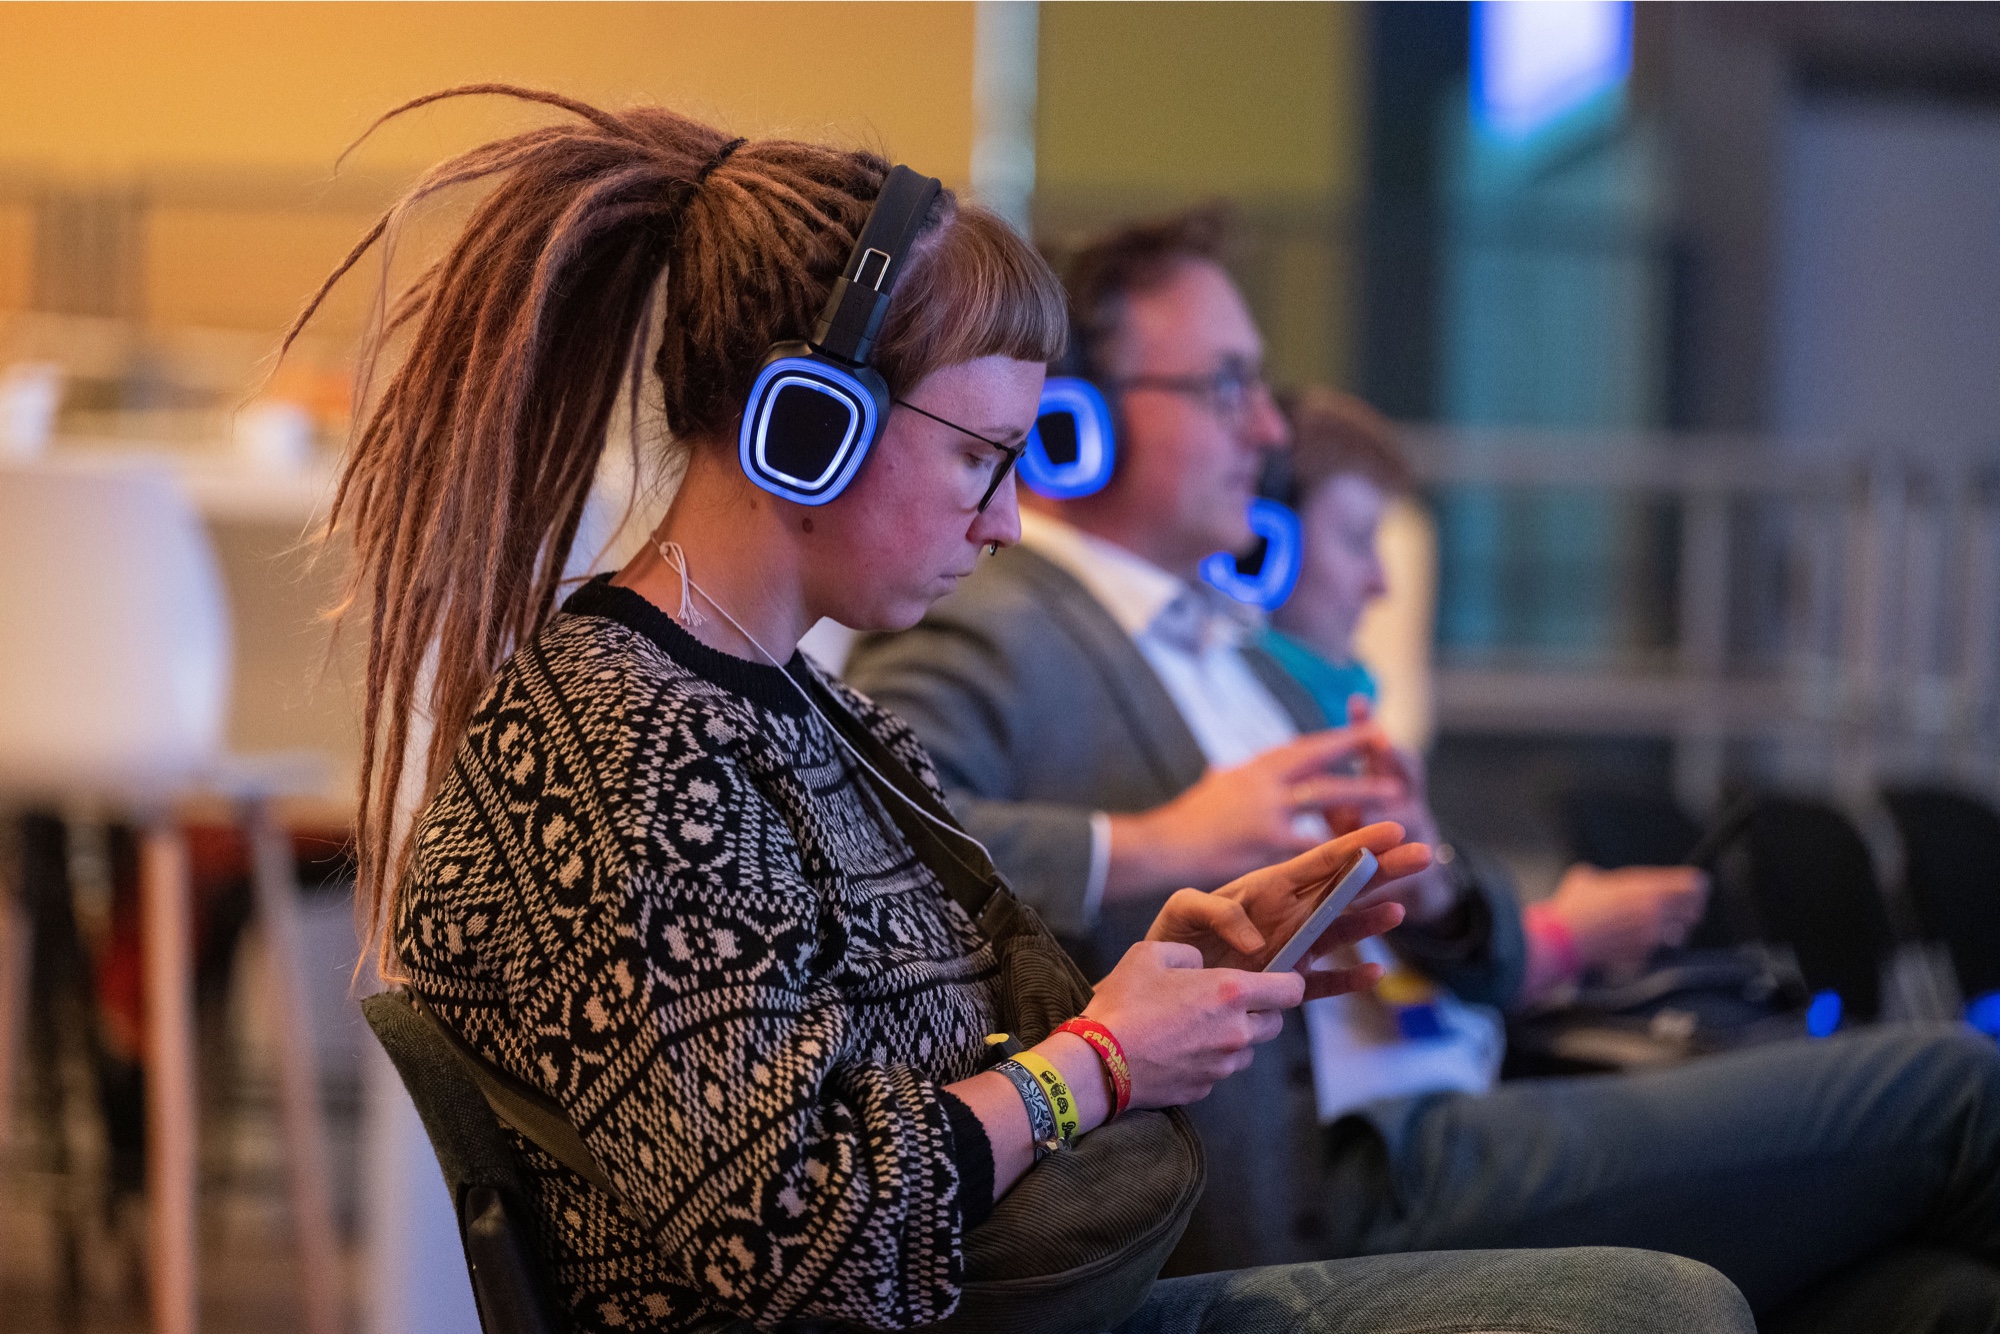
1266, 384, 1709, 1005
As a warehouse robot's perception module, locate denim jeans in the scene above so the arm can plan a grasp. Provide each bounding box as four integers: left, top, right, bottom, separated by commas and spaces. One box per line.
1317, 1026, 2000, 1323
1120, 1247, 1752, 1334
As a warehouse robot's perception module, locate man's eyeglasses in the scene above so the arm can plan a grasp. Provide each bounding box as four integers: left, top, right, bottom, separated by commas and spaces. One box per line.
892, 398, 1025, 513
1110, 359, 1272, 430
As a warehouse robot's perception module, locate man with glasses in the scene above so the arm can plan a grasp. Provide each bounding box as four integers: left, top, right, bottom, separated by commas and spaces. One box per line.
848, 207, 2000, 1331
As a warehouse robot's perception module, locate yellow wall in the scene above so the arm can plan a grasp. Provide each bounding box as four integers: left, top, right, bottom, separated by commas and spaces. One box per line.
1036, 1, 1365, 388
0, 2, 980, 335
1039, 1, 1361, 201
0, 2, 978, 177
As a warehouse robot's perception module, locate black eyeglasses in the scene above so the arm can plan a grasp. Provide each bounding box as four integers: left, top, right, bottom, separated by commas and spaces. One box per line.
892, 398, 1025, 513
1110, 357, 1272, 431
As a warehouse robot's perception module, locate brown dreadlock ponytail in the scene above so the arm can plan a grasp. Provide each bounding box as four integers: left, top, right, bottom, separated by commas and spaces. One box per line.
285, 86, 1066, 974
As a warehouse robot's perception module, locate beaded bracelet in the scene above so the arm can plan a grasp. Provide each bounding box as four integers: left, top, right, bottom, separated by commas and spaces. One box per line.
992, 1058, 1058, 1159
1010, 1050, 1080, 1150
1054, 1017, 1132, 1119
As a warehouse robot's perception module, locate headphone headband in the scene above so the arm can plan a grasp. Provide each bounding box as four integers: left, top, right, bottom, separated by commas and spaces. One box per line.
810, 164, 942, 366
737, 163, 942, 507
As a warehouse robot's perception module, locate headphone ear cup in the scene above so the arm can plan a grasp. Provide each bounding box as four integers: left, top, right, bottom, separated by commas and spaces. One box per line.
739, 345, 890, 505
1019, 376, 1116, 499
1201, 498, 1303, 611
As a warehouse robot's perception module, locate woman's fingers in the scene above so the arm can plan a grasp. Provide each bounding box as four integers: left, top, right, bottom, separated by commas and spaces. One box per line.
1244, 1008, 1285, 1045
1149, 887, 1266, 955
1301, 960, 1386, 1002
1371, 840, 1433, 883
1304, 900, 1404, 957
1266, 821, 1410, 887
1223, 967, 1307, 1012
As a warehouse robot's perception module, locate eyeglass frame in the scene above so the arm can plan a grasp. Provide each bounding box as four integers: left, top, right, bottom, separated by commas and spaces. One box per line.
1105, 356, 1274, 431
890, 397, 1026, 513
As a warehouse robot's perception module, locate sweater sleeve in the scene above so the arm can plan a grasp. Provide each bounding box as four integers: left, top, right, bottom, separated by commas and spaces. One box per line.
938, 1089, 995, 1230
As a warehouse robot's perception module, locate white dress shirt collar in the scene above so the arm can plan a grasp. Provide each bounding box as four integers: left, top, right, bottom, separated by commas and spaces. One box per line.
1016, 509, 1259, 652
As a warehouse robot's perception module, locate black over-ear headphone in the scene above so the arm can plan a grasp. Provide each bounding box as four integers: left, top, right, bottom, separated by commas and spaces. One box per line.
737, 165, 943, 505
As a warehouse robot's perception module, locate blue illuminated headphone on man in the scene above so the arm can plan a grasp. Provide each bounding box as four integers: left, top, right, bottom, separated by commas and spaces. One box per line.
1021, 325, 1303, 611
738, 164, 944, 505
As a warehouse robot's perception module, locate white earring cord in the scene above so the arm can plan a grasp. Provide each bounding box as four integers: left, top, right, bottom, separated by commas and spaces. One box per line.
653, 538, 1001, 866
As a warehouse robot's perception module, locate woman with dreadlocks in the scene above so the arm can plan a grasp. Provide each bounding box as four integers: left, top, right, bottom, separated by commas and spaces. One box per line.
298, 86, 1752, 1334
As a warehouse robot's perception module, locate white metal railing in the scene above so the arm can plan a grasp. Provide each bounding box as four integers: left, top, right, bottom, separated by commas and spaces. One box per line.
1404, 427, 2000, 811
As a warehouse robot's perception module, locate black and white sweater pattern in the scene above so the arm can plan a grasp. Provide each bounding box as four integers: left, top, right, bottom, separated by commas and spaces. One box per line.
397, 578, 1005, 1332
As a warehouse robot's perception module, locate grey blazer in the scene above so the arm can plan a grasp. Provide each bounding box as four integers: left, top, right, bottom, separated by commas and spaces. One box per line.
848, 545, 1523, 1273
848, 546, 1329, 938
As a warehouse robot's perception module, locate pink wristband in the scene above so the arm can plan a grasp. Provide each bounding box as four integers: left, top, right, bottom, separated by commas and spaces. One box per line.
1523, 901, 1582, 985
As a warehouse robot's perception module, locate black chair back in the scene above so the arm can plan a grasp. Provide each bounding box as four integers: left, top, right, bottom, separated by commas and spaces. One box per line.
360, 992, 565, 1334
1882, 787, 2000, 1002
1742, 798, 1898, 1020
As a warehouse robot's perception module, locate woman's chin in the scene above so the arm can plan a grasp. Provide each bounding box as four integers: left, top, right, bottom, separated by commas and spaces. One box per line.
830, 595, 932, 636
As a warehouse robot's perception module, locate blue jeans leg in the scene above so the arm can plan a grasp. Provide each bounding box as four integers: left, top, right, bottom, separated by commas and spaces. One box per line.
1323, 1026, 2000, 1312
1119, 1248, 1753, 1334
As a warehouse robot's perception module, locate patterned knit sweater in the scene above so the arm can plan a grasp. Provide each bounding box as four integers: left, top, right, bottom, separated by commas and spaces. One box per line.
397, 577, 1005, 1331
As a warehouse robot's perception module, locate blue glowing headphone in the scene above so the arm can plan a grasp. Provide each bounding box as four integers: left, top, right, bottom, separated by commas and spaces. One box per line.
1200, 496, 1303, 611
1023, 305, 1303, 608
1019, 320, 1118, 499
1202, 443, 1305, 610
738, 165, 943, 506
1020, 372, 1117, 499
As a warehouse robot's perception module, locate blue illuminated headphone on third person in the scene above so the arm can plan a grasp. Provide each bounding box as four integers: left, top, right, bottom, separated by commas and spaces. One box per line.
1022, 346, 1302, 610
738, 164, 944, 505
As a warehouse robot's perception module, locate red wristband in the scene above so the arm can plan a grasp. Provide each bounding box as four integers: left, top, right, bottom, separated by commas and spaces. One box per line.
1523, 900, 1582, 985
1054, 1018, 1132, 1119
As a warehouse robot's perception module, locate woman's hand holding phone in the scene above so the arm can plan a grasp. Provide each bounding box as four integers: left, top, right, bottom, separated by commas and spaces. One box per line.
1079, 825, 1429, 1113
1142, 822, 1431, 999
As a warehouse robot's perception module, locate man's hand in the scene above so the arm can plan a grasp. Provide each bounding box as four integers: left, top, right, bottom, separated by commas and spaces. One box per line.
1143, 822, 1429, 1000
1104, 730, 1399, 901
1319, 699, 1462, 922
1545, 863, 1710, 980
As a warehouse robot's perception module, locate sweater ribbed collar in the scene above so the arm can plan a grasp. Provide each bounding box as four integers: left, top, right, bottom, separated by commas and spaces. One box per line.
561, 574, 812, 716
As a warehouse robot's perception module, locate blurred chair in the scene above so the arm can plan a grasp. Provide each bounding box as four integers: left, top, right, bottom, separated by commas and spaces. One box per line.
1561, 788, 1704, 871
0, 461, 340, 1334
1559, 787, 1760, 949
1741, 797, 1900, 1023
1881, 787, 2000, 1007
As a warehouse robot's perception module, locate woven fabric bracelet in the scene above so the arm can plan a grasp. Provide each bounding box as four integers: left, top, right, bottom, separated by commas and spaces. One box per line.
1010, 1050, 1080, 1150
993, 1058, 1057, 1159
1054, 1018, 1132, 1119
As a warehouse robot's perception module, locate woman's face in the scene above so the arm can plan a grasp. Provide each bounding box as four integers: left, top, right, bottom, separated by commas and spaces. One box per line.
804, 354, 1045, 631
1278, 472, 1390, 659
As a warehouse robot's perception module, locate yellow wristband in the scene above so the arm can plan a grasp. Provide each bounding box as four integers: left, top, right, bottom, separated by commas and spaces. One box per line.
1011, 1050, 1080, 1149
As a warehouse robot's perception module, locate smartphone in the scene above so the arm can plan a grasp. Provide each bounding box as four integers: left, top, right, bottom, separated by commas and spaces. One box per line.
1261, 848, 1378, 974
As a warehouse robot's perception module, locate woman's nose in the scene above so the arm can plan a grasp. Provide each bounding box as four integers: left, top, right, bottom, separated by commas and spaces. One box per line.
971, 474, 1022, 549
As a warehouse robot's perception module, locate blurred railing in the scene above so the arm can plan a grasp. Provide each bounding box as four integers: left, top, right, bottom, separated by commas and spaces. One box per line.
1408, 428, 2000, 810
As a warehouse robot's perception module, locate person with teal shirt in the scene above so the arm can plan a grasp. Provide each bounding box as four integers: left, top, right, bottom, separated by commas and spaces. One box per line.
1258, 626, 1377, 725
1258, 387, 1398, 729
